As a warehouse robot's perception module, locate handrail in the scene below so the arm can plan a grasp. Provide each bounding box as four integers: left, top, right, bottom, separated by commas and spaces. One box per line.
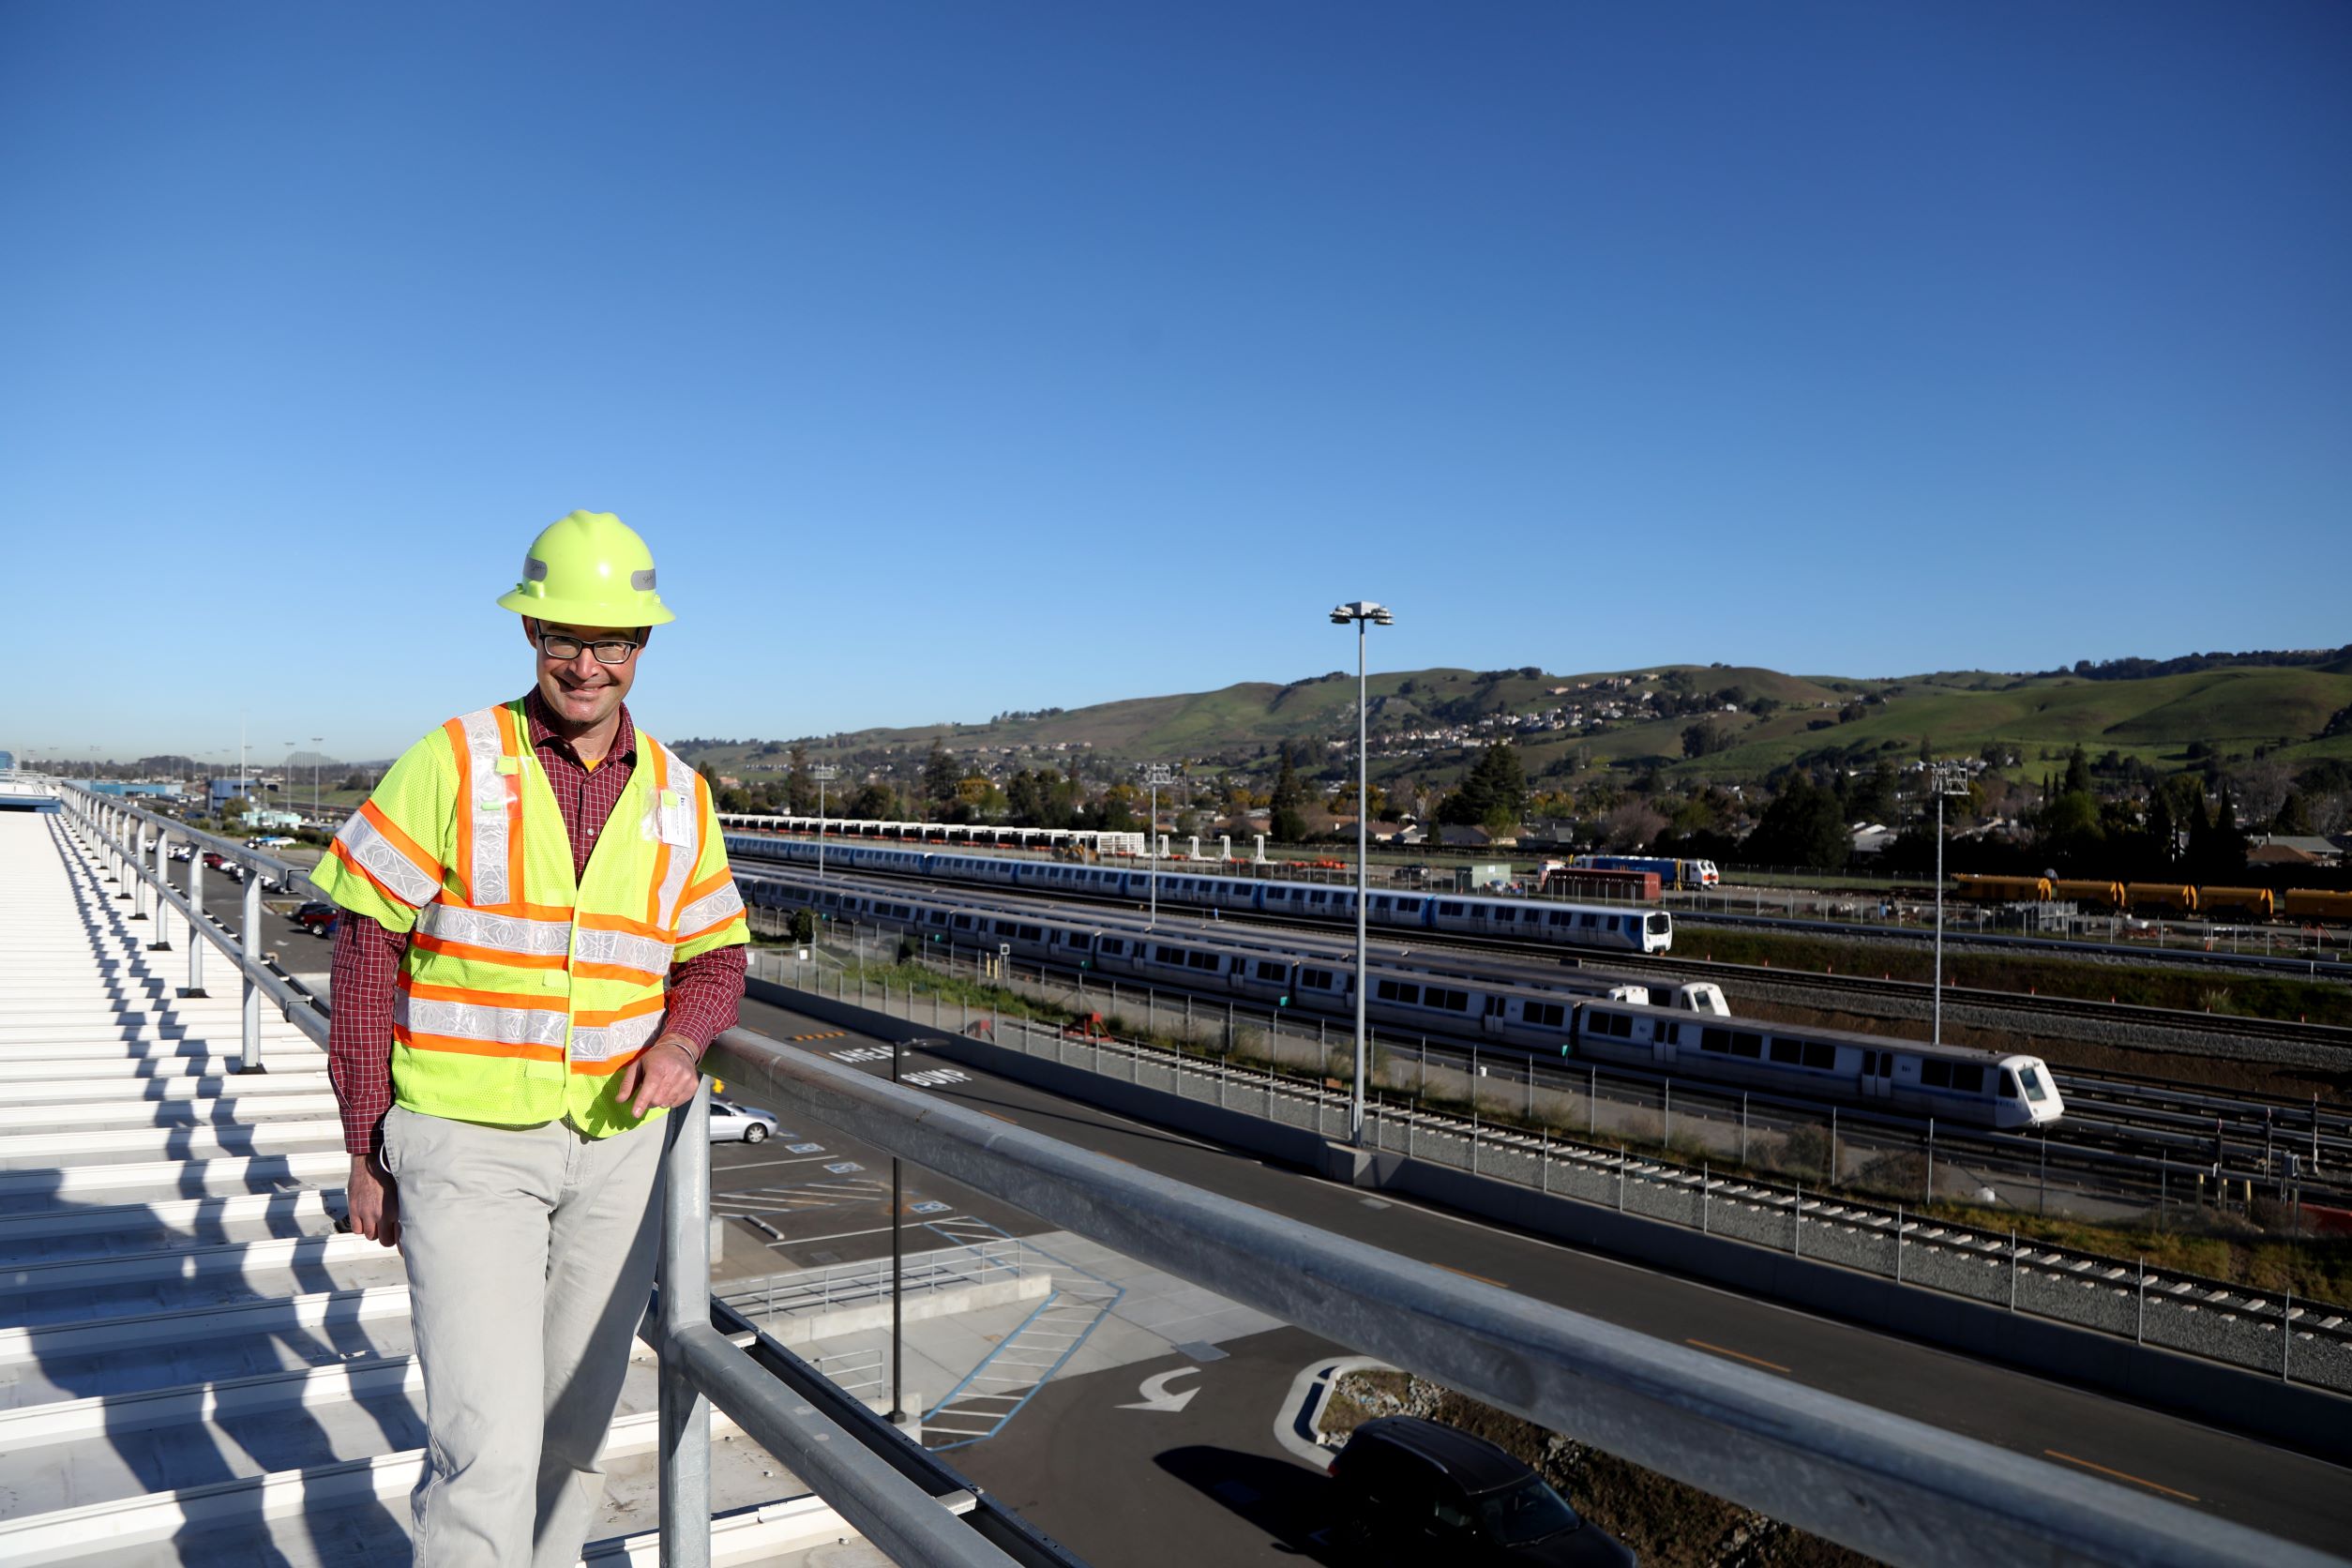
47, 781, 2343, 1566
50, 782, 1052, 1567
700, 1023, 2343, 1568
57, 787, 328, 1063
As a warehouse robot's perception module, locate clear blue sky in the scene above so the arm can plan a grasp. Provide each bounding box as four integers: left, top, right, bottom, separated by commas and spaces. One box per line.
6, 3, 2346, 764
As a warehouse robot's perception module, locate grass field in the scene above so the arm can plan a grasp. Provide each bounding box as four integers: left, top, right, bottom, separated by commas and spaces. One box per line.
679, 656, 2352, 789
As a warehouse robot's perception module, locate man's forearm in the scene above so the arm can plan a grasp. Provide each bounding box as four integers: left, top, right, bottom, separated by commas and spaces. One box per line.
326, 912, 406, 1158
659, 944, 747, 1060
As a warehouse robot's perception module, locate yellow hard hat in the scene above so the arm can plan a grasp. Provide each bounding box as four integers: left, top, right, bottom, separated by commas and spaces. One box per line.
495, 510, 677, 626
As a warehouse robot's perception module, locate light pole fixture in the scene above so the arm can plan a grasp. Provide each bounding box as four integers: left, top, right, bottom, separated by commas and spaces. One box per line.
1929, 761, 1968, 1048
811, 765, 838, 879
1144, 763, 1173, 927
1329, 599, 1394, 1147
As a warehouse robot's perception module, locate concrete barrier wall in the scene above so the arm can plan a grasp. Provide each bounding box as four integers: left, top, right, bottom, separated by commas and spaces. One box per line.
746, 976, 2351, 1464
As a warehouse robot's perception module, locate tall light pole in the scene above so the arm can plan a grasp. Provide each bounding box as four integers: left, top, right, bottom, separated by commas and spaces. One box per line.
1930, 761, 1968, 1047
311, 736, 324, 817
1330, 600, 1394, 1148
1144, 763, 1172, 927
811, 764, 837, 878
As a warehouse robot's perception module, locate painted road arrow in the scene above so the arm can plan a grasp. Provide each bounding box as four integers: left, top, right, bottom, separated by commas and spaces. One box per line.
1119, 1365, 1201, 1413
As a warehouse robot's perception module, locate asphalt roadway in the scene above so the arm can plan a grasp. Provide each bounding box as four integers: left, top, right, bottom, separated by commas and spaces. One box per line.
129, 838, 2352, 1561
727, 992, 2352, 1562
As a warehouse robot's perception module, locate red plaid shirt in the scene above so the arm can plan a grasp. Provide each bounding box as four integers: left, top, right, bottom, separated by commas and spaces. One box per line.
327, 691, 746, 1157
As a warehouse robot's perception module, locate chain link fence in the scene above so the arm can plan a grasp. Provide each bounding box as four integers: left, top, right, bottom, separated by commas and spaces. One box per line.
747, 938, 2352, 1397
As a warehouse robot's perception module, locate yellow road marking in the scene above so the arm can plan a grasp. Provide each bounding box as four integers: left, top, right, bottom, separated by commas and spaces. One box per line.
1685, 1338, 1790, 1374
2043, 1451, 2198, 1502
1438, 1264, 1510, 1289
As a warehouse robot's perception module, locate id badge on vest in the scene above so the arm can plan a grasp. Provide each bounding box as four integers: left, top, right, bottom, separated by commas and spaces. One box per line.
656, 789, 693, 848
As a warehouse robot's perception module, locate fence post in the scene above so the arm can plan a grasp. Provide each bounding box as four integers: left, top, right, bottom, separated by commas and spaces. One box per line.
1591, 1067, 1598, 1139
1896, 1205, 1904, 1282
1829, 1108, 1838, 1186
2284, 1289, 2293, 1382
186, 850, 207, 997
656, 1077, 713, 1568
2009, 1229, 2017, 1311
1540, 1129, 1548, 1194
1793, 1184, 1802, 1259
239, 869, 263, 1072
1618, 1147, 1626, 1212
1663, 1080, 1671, 1147
1925, 1117, 1936, 1203
1702, 1163, 1710, 1233
2135, 1258, 2145, 1346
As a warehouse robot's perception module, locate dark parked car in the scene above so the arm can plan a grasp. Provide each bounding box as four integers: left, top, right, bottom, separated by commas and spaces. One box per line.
1329, 1416, 1634, 1566
293, 901, 339, 937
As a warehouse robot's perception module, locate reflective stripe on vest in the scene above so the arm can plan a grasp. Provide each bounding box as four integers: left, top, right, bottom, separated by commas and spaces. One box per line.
448, 706, 524, 909
676, 879, 746, 940
642, 740, 699, 931
394, 980, 568, 1061
332, 801, 444, 909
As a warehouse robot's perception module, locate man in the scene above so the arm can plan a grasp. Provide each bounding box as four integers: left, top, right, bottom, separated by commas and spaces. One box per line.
313, 509, 748, 1567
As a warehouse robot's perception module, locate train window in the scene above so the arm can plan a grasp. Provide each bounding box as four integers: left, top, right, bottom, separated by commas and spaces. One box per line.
1549, 912, 1573, 927
1255, 960, 1287, 981
1732, 1033, 1762, 1058
1802, 1043, 1836, 1070
1700, 1028, 1730, 1053
1879, 1052, 1893, 1078
1647, 913, 1671, 934
1920, 1060, 1952, 1090
1862, 1049, 1877, 1075
1999, 1069, 2020, 1100
1302, 968, 1335, 989
1769, 1039, 1802, 1065
1605, 916, 1621, 932
1426, 988, 1470, 1012
1438, 902, 1464, 916
1951, 1064, 1984, 1094
1528, 1002, 1566, 1028
1663, 1023, 1681, 1045
1018, 925, 1043, 942
1375, 979, 1422, 1005
1578, 912, 1597, 927
1188, 950, 1220, 971
1099, 938, 1126, 957
2018, 1064, 2049, 1102
1153, 945, 1185, 965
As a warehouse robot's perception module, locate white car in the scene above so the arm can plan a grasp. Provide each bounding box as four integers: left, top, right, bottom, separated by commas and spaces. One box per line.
707, 1098, 779, 1144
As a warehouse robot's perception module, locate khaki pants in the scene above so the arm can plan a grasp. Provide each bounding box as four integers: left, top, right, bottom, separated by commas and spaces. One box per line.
383, 1104, 669, 1567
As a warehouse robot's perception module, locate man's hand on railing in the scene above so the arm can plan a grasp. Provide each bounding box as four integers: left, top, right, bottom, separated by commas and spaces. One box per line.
345, 1153, 400, 1247
619, 1034, 703, 1118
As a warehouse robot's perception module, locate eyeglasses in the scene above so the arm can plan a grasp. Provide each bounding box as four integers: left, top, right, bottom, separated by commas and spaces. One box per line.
536, 632, 641, 666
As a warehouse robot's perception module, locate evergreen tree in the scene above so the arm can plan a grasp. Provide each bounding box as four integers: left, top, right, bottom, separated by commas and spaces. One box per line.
2274, 792, 2314, 835
1270, 748, 1307, 842
1744, 776, 1848, 870
921, 740, 959, 807
786, 743, 818, 814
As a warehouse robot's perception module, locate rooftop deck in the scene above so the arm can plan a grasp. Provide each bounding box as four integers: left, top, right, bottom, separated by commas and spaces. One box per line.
0, 804, 855, 1565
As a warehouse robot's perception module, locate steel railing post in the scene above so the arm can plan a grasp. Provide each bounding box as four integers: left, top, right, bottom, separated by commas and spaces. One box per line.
148, 828, 173, 949
658, 1078, 713, 1568
240, 869, 264, 1072
130, 823, 149, 920
187, 849, 207, 998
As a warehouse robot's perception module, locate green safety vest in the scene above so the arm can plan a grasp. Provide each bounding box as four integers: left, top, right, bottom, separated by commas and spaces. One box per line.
311, 699, 746, 1136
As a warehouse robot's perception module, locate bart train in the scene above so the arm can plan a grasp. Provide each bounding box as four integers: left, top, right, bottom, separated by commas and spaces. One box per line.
739, 867, 2063, 1130
721, 833, 1676, 954
1953, 874, 2352, 922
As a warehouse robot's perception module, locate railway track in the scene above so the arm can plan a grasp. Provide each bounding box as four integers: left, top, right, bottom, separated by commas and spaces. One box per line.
738, 865, 2352, 1190
724, 836, 2352, 1048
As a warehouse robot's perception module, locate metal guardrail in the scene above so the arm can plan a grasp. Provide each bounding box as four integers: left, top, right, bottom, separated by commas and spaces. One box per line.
58, 784, 330, 1064
50, 782, 2346, 1566
697, 1025, 2338, 1567
764, 948, 2352, 1397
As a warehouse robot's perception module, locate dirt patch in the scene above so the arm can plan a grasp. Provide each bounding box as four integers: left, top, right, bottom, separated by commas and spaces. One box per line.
1330, 1371, 1882, 1568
